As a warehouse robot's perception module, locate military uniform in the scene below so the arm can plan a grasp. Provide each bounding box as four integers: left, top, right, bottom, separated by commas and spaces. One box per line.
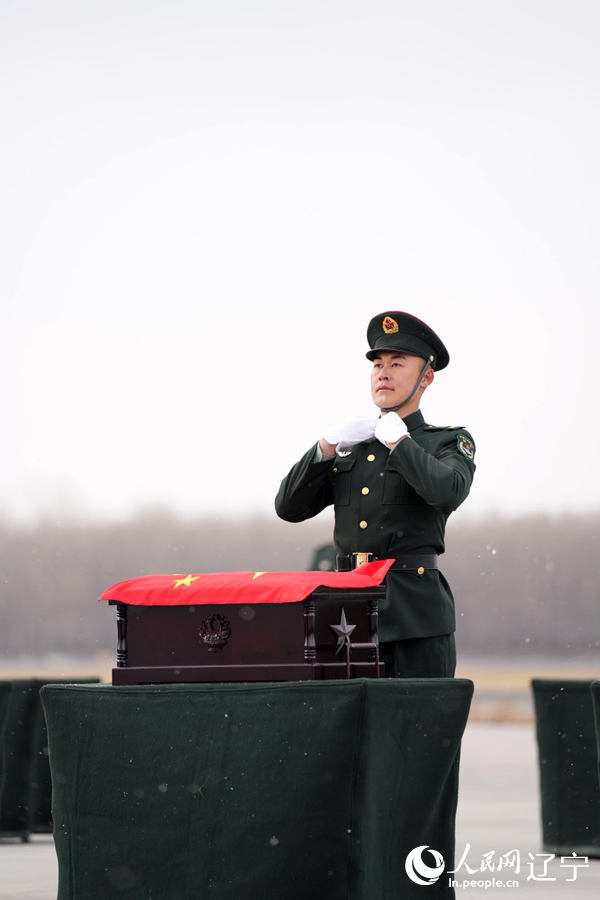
275, 408, 475, 639
309, 543, 338, 572
275, 311, 475, 677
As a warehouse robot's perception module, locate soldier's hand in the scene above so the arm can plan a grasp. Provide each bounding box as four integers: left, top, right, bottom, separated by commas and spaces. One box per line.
321, 415, 378, 452
375, 412, 408, 448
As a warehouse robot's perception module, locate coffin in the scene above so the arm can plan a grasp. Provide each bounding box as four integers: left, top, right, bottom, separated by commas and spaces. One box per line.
101, 564, 392, 684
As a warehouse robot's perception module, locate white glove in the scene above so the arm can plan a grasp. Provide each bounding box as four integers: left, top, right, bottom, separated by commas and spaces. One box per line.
322, 415, 378, 450
375, 413, 408, 447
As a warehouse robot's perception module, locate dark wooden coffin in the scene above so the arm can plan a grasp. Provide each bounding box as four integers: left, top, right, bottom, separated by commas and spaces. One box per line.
110, 586, 385, 684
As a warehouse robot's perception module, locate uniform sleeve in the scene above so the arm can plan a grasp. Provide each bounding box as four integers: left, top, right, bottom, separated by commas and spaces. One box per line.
275, 443, 336, 523
387, 431, 476, 514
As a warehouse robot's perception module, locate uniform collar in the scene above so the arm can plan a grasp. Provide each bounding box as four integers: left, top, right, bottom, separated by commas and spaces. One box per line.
401, 409, 425, 431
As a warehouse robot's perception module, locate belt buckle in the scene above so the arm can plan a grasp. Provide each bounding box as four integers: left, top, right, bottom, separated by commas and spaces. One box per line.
352, 552, 373, 568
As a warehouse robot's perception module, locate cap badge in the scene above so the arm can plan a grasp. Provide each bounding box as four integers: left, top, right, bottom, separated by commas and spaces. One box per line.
382, 316, 399, 334
457, 434, 475, 460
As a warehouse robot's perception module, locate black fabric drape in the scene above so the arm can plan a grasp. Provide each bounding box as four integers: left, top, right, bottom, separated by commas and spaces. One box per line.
532, 678, 600, 856
591, 681, 600, 792
0, 678, 100, 838
42, 678, 473, 900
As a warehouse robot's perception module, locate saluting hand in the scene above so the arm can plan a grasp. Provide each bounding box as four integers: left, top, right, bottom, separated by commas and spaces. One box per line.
375, 412, 408, 448
320, 415, 378, 455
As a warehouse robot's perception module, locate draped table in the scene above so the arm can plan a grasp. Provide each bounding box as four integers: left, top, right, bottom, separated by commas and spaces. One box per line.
0, 678, 99, 839
532, 678, 600, 856
41, 677, 473, 900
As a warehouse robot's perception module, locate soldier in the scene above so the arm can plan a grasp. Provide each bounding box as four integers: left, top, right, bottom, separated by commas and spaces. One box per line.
308, 542, 338, 572
275, 311, 476, 678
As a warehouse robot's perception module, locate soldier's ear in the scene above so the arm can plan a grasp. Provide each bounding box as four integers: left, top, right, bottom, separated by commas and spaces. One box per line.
421, 368, 435, 389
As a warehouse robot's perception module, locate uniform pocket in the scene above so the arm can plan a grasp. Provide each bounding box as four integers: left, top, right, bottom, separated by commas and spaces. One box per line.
382, 468, 409, 505
331, 456, 356, 506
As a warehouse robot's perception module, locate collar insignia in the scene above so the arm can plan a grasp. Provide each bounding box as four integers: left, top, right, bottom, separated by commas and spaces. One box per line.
337, 449, 353, 457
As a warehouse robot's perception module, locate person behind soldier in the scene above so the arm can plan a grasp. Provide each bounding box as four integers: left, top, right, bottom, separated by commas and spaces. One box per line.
275, 311, 476, 678
309, 543, 338, 572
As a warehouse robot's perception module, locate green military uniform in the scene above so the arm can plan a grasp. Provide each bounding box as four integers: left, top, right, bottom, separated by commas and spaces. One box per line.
275, 409, 475, 631
309, 543, 338, 572
275, 310, 476, 678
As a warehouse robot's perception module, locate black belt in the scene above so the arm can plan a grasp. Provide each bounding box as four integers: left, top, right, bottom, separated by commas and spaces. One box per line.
335, 553, 439, 573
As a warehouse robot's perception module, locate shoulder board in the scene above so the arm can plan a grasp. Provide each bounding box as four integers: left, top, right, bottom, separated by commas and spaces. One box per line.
424, 424, 465, 432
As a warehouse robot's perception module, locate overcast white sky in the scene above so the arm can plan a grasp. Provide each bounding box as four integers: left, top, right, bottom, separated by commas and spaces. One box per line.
1, 0, 599, 524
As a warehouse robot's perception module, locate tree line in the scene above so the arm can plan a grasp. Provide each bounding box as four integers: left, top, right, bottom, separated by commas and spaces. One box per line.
0, 509, 598, 660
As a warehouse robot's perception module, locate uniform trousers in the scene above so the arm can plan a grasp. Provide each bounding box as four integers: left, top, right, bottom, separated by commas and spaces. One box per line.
379, 633, 456, 678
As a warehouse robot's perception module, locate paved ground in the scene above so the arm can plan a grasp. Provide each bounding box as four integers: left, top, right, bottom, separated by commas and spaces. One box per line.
1, 721, 599, 899
0, 835, 57, 900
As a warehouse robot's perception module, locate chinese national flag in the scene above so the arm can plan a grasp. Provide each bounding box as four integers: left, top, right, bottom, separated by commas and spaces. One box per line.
99, 559, 393, 607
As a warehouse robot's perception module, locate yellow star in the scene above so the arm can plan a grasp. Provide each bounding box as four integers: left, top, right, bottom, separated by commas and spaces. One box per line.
252, 572, 266, 579
173, 575, 200, 589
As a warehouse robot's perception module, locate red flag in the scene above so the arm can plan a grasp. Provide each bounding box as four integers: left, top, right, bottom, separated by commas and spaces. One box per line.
99, 560, 393, 607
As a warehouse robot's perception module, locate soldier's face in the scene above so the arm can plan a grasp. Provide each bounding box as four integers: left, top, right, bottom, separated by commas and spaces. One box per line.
370, 350, 428, 410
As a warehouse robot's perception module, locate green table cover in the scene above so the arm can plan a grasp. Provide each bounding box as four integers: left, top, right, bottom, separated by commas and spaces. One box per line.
592, 681, 600, 791
28, 678, 100, 833
0, 678, 101, 838
0, 682, 12, 788
0, 682, 10, 734
532, 678, 600, 856
0, 679, 39, 838
41, 678, 473, 900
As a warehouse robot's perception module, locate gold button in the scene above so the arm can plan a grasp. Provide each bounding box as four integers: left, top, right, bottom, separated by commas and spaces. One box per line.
361, 487, 369, 495
367, 454, 375, 462
333, 467, 337, 473
359, 520, 368, 529
417, 566, 425, 575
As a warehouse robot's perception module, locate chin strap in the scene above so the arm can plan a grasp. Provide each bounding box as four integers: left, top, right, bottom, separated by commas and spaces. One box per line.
380, 357, 433, 414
